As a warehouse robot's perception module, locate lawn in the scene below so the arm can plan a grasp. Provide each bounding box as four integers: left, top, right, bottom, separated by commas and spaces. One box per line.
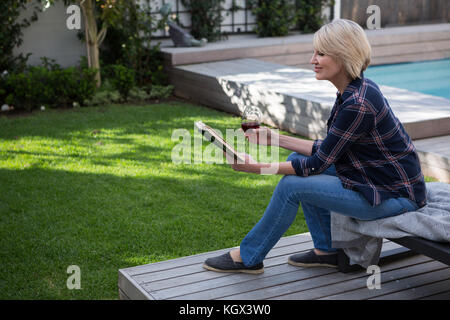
0, 101, 307, 299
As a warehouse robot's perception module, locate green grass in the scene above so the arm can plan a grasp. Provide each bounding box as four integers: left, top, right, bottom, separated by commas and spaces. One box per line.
0, 102, 307, 299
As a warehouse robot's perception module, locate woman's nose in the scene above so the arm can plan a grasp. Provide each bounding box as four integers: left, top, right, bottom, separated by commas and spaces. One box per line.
310, 53, 317, 65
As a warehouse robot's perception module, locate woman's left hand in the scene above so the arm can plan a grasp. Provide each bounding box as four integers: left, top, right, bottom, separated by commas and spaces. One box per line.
224, 152, 258, 173
224, 152, 295, 175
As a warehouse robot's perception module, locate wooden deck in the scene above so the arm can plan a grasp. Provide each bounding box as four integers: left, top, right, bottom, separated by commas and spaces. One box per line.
118, 233, 450, 300
160, 23, 450, 68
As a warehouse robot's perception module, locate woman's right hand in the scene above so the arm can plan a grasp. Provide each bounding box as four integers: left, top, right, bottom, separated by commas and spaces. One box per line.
243, 126, 279, 146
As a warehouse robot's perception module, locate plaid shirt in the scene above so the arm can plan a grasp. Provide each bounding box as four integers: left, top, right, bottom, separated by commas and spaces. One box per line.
291, 75, 427, 207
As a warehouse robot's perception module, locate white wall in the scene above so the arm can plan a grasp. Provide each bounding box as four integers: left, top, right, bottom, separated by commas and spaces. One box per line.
14, 1, 86, 68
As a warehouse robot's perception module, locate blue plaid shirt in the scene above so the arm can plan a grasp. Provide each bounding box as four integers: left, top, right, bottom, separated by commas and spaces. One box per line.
291, 75, 427, 207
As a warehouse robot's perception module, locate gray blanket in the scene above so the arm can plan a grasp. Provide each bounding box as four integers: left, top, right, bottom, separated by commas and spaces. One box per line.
331, 182, 450, 268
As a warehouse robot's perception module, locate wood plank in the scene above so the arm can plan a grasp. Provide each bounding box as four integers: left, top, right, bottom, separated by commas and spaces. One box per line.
371, 50, 450, 66
118, 287, 130, 300
257, 255, 434, 300
152, 243, 416, 300
419, 290, 450, 300
119, 226, 448, 301
118, 269, 155, 300
372, 279, 450, 300
124, 234, 311, 277
372, 39, 450, 58
402, 117, 450, 140
133, 238, 316, 285
148, 237, 393, 298
170, 265, 338, 300
162, 24, 450, 66
139, 238, 398, 294
153, 257, 333, 300
317, 264, 450, 300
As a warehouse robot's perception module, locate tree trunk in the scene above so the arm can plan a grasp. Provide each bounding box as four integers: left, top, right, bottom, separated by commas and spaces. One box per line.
79, 0, 103, 87
87, 41, 100, 84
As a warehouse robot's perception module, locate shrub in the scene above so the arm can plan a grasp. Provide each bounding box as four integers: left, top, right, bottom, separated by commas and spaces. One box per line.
250, 0, 297, 37
149, 85, 174, 100
181, 0, 226, 42
296, 0, 330, 33
84, 89, 122, 106
55, 67, 98, 106
100, 0, 168, 87
105, 64, 135, 100
4, 59, 97, 111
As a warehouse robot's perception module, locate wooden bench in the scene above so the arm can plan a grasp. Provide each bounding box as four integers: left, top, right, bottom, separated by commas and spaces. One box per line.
338, 236, 450, 273
118, 233, 450, 300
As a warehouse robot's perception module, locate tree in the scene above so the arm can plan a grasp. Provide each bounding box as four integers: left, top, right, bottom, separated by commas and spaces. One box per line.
0, 0, 39, 73
79, 0, 122, 87
58, 0, 122, 87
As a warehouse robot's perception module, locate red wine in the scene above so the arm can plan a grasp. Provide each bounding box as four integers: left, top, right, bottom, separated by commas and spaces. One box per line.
241, 122, 260, 132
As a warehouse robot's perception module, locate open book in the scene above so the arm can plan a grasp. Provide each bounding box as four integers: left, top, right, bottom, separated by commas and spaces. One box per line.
194, 121, 246, 163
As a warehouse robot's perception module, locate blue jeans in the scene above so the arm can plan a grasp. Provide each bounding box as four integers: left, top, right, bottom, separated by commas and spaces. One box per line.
239, 152, 419, 267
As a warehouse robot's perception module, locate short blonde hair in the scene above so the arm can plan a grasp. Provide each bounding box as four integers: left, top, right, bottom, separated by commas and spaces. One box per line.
313, 19, 371, 79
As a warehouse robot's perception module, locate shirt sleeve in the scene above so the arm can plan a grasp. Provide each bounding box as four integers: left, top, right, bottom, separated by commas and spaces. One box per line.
311, 139, 322, 155
291, 103, 375, 177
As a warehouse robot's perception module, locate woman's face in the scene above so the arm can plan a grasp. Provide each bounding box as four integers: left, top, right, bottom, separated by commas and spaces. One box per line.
310, 50, 343, 81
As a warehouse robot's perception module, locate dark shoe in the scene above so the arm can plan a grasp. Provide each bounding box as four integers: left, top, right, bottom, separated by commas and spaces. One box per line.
288, 249, 338, 268
203, 252, 264, 274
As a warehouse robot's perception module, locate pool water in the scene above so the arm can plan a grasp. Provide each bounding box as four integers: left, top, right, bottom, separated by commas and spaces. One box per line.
364, 58, 450, 99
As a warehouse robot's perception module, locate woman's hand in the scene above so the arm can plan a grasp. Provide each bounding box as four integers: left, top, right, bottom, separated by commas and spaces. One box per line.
243, 126, 279, 146
232, 153, 258, 172
224, 151, 295, 175
224, 152, 257, 173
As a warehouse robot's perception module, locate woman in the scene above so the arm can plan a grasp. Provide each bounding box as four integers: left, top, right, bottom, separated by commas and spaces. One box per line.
203, 19, 427, 274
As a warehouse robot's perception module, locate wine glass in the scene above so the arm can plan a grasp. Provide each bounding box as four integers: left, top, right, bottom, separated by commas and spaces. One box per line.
241, 106, 262, 132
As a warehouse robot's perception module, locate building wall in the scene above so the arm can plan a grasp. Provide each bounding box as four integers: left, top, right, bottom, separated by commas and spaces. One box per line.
14, 1, 86, 68
340, 0, 450, 27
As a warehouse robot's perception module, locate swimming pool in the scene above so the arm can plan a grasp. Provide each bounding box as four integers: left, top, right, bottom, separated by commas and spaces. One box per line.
365, 58, 450, 100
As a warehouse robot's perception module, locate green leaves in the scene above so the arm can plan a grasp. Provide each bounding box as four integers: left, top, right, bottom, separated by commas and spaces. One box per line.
181, 0, 227, 42
104, 64, 135, 100
296, 0, 329, 33
0, 0, 39, 73
250, 0, 297, 37
4, 59, 97, 111
250, 0, 330, 37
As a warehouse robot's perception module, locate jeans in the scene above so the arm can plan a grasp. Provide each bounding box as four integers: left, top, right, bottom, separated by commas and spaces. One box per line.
239, 152, 419, 267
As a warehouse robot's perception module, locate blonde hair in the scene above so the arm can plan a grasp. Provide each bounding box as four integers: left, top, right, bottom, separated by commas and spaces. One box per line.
313, 19, 371, 79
